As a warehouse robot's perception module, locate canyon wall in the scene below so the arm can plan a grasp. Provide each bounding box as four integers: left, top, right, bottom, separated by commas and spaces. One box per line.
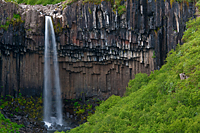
0, 0, 196, 99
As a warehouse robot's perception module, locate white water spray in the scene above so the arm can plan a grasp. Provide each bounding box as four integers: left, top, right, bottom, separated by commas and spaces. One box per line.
44, 16, 62, 126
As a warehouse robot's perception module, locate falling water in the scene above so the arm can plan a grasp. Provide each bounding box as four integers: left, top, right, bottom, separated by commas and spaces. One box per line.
44, 16, 63, 126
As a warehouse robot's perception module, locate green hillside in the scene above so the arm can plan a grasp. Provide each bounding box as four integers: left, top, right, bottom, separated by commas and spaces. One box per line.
64, 16, 200, 132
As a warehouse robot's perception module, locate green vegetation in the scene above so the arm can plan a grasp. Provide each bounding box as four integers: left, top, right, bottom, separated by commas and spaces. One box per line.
0, 21, 10, 31
62, 0, 78, 7
53, 19, 63, 33
196, 1, 200, 13
0, 112, 24, 133
170, 0, 197, 3
62, 0, 126, 15
5, 0, 65, 6
4, 0, 126, 15
82, 0, 126, 15
0, 93, 43, 121
0, 13, 23, 31
152, 51, 156, 58
65, 97, 102, 124
88, 7, 92, 14
57, 17, 200, 132
116, 4, 126, 15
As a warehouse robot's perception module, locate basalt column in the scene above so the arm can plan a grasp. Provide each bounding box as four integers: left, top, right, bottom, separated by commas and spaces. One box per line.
0, 0, 196, 99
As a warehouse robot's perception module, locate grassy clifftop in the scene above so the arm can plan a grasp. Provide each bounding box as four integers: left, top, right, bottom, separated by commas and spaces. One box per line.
64, 17, 200, 132
4, 0, 65, 5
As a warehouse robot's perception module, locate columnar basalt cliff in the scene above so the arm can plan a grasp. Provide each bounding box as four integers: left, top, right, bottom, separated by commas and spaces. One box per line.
0, 0, 196, 99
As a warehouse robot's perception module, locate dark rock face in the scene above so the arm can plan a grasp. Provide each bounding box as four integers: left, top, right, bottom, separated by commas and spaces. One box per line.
0, 0, 196, 99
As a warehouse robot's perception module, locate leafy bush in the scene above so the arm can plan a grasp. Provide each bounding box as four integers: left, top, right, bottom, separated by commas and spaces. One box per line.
0, 112, 24, 133
60, 17, 200, 133
125, 73, 149, 96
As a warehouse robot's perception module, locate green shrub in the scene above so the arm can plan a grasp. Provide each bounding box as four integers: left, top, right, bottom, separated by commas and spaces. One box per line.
0, 112, 24, 133
125, 73, 149, 96
196, 2, 200, 11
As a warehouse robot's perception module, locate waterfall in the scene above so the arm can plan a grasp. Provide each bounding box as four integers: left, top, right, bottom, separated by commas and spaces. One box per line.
44, 16, 63, 126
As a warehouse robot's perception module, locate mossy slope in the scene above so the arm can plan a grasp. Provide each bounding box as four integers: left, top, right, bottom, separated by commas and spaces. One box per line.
66, 17, 200, 132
